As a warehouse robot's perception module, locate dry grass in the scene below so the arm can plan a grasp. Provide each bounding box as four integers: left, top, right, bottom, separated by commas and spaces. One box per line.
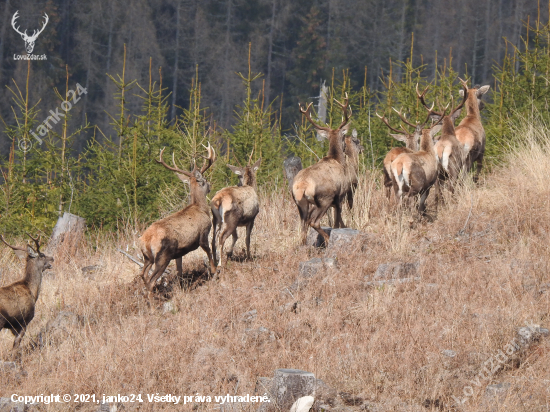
1, 121, 549, 411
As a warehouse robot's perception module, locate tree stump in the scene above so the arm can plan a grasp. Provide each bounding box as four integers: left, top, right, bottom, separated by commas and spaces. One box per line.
48, 212, 86, 253
283, 157, 303, 190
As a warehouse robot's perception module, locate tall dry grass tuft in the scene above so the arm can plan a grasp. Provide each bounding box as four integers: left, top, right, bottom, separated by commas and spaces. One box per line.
0, 121, 549, 411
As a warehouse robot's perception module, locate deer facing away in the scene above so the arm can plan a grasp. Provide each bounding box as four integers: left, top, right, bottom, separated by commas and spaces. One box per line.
0, 234, 53, 353
390, 85, 444, 217
211, 153, 261, 266
139, 144, 216, 300
291, 95, 352, 246
454, 78, 490, 183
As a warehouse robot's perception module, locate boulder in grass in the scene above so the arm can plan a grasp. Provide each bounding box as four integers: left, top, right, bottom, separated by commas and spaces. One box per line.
284, 157, 303, 190
306, 227, 332, 248
326, 228, 374, 252
48, 212, 86, 252
258, 369, 317, 412
373, 262, 420, 280
299, 258, 338, 279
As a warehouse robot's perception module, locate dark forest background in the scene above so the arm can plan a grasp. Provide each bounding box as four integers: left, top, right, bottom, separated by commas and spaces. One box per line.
0, 0, 549, 233
0, 0, 544, 152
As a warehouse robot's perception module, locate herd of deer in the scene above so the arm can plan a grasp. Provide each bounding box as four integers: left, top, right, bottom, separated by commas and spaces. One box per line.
0, 78, 489, 354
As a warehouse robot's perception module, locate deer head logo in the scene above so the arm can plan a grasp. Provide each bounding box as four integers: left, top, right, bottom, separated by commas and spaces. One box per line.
11, 11, 49, 54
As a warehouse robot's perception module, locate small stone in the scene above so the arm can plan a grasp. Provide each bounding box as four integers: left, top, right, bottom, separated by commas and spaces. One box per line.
245, 326, 277, 342
162, 301, 176, 314
516, 325, 549, 347
326, 228, 361, 251
441, 349, 457, 358
365, 277, 420, 287
373, 262, 419, 280
0, 398, 25, 412
0, 362, 17, 372
241, 309, 257, 323
299, 258, 338, 278
485, 382, 510, 402
38, 311, 83, 348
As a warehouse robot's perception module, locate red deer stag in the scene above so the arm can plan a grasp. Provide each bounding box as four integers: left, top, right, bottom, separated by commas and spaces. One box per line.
0, 234, 53, 353
139, 144, 216, 300
417, 83, 468, 201
377, 110, 425, 201
390, 85, 444, 217
211, 151, 261, 266
454, 78, 490, 183
292, 95, 351, 246
342, 128, 365, 210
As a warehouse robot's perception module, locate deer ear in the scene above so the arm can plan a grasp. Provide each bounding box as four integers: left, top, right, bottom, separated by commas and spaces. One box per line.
477, 85, 490, 97
26, 245, 38, 258
390, 133, 407, 143
317, 130, 329, 140
352, 129, 358, 138
459, 89, 464, 97
227, 164, 243, 176
451, 108, 463, 122
340, 123, 350, 136
430, 124, 443, 137
175, 173, 191, 184
252, 158, 261, 171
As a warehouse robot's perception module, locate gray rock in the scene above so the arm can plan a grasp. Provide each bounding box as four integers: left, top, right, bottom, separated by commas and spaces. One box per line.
259, 369, 317, 412
306, 227, 332, 248
38, 311, 83, 348
81, 265, 101, 279
244, 326, 277, 343
365, 277, 420, 287
162, 301, 176, 314
241, 309, 257, 323
373, 262, 419, 280
516, 325, 549, 347
485, 382, 510, 402
96, 403, 117, 412
0, 398, 25, 412
441, 349, 457, 358
0, 362, 17, 372
299, 258, 338, 279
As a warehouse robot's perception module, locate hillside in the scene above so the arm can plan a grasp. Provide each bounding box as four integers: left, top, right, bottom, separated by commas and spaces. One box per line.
0, 120, 549, 412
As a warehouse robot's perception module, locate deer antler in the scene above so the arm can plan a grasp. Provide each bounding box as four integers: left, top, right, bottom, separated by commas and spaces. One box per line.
334, 93, 352, 129
392, 107, 419, 128
451, 82, 469, 118
376, 112, 408, 135
26, 232, 41, 253
199, 142, 216, 174
415, 83, 448, 125
247, 148, 254, 166
458, 77, 469, 90
299, 102, 331, 132
157, 147, 193, 177
0, 235, 28, 252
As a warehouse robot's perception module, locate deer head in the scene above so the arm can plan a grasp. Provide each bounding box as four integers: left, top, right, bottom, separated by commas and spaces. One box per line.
227, 150, 261, 187
12, 11, 49, 54
0, 233, 53, 271
156, 143, 216, 204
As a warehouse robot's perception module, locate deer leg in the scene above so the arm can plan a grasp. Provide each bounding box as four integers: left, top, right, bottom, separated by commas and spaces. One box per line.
176, 257, 183, 278
211, 216, 221, 265
417, 189, 430, 217
12, 327, 25, 351
147, 255, 171, 300
140, 255, 154, 282
199, 235, 217, 277
245, 220, 255, 259
333, 201, 346, 228
473, 154, 483, 184
295, 197, 311, 245
308, 204, 332, 246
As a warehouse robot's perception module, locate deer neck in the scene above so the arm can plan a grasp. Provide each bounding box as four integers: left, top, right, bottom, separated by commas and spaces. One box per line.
441, 116, 456, 136
327, 134, 346, 164
419, 129, 435, 153
242, 169, 257, 189
24, 258, 43, 302
189, 191, 209, 212
465, 92, 481, 119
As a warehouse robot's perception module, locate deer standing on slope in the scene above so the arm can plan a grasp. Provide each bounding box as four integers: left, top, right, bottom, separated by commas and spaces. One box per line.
417, 83, 468, 203
0, 234, 53, 354
292, 95, 352, 246
390, 85, 444, 217
377, 110, 424, 201
139, 144, 216, 301
211, 152, 261, 267
454, 78, 490, 183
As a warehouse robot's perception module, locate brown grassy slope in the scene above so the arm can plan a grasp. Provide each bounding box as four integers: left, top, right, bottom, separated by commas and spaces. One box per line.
0, 122, 549, 411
